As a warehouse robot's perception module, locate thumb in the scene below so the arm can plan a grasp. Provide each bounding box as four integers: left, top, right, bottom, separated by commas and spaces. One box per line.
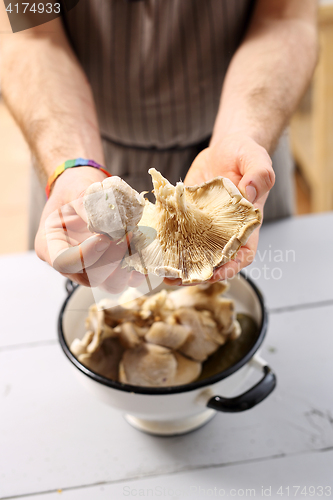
237, 149, 275, 204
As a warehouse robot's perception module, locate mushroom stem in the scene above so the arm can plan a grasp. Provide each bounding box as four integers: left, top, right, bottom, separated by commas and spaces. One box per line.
175, 183, 187, 213
149, 168, 187, 213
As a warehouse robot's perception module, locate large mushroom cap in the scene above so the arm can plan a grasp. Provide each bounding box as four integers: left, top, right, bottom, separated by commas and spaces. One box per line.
126, 169, 261, 283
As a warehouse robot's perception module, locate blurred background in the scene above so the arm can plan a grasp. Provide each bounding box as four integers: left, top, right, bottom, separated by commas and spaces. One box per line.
0, 0, 332, 256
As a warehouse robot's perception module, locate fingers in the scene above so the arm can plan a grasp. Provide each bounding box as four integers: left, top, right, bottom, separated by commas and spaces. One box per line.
84, 239, 131, 287
184, 148, 211, 186
128, 271, 146, 288
62, 271, 91, 287
99, 265, 133, 294
70, 196, 88, 224
58, 238, 134, 288
52, 234, 111, 274
237, 145, 275, 203
209, 243, 257, 282
70, 263, 146, 294
163, 277, 182, 287
209, 261, 241, 282
41, 198, 134, 281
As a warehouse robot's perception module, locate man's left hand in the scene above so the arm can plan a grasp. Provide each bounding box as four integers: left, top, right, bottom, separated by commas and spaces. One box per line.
184, 133, 275, 282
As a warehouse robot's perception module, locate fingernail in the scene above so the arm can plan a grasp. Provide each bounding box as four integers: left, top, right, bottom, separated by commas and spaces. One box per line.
246, 185, 257, 203
95, 237, 111, 252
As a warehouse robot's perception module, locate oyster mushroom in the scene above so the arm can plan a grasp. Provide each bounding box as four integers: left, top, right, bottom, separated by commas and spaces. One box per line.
85, 304, 115, 353
98, 298, 140, 326
119, 343, 177, 387
139, 289, 173, 320
168, 281, 228, 307
145, 321, 191, 350
168, 282, 235, 332
113, 322, 142, 349
79, 338, 124, 380
83, 176, 145, 239
117, 288, 147, 310
70, 330, 94, 357
71, 277, 243, 388
230, 319, 242, 340
119, 343, 201, 387
173, 352, 202, 386
126, 169, 261, 284
175, 308, 225, 362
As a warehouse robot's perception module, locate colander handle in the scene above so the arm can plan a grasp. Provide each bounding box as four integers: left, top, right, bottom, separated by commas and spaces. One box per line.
207, 360, 276, 413
65, 279, 79, 295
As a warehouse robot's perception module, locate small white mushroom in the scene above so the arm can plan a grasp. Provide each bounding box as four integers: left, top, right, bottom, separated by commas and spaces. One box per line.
83, 176, 145, 239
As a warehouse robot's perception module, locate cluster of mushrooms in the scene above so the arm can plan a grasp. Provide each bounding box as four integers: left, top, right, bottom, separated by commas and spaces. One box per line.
76, 168, 261, 387
70, 282, 241, 387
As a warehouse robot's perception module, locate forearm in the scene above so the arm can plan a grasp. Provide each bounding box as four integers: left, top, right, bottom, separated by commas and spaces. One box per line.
0, 16, 104, 183
211, 0, 318, 153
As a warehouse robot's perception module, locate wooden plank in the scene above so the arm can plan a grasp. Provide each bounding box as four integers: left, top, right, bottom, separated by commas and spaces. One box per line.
21, 450, 333, 499
312, 20, 333, 211
290, 3, 333, 213
318, 3, 333, 25
290, 112, 315, 186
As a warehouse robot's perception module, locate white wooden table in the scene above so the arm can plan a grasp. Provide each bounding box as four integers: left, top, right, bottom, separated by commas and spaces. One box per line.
1, 213, 333, 500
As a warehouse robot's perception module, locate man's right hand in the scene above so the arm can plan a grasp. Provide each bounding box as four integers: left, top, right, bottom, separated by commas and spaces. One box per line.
35, 167, 144, 293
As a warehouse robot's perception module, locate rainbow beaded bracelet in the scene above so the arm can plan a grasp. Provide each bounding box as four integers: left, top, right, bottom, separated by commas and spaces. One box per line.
45, 158, 111, 198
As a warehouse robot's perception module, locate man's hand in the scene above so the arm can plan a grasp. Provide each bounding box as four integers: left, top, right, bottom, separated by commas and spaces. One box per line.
35, 167, 143, 293
184, 133, 275, 281
180, 0, 317, 284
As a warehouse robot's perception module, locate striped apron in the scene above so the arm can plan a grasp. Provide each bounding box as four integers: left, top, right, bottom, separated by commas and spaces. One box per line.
29, 0, 295, 248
